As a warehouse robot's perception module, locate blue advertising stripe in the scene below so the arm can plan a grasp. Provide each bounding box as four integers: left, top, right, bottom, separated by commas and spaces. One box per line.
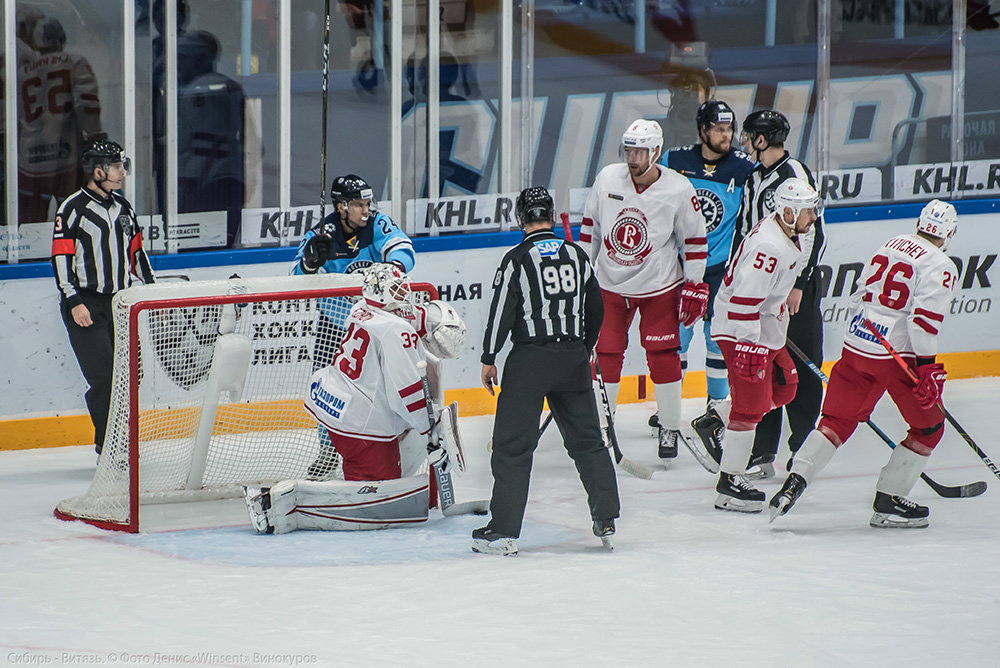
1, 198, 996, 281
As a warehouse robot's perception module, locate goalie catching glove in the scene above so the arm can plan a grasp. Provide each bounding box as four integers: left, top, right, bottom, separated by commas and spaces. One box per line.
418, 300, 467, 359
678, 282, 710, 327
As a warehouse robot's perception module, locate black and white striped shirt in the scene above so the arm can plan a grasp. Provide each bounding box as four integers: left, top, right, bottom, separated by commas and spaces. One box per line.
732, 151, 826, 290
51, 187, 155, 308
481, 228, 603, 365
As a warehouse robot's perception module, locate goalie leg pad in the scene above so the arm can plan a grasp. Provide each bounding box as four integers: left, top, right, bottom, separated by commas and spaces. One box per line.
435, 401, 467, 474
244, 480, 298, 535
291, 475, 430, 530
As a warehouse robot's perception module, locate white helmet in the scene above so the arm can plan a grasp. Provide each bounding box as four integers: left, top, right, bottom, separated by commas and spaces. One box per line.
619, 119, 664, 163
361, 263, 412, 311
773, 177, 823, 220
916, 199, 957, 250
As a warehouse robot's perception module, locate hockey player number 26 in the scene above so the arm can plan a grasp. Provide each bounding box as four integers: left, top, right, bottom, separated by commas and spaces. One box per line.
863, 254, 913, 310
335, 323, 371, 380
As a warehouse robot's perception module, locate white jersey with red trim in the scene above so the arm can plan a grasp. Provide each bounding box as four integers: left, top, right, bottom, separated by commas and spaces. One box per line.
711, 213, 803, 349
17, 51, 102, 178
842, 233, 956, 360
305, 301, 432, 442
580, 163, 707, 298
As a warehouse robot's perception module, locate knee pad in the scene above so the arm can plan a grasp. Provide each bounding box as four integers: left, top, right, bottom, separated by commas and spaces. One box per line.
646, 349, 682, 384
816, 415, 858, 447
903, 421, 944, 455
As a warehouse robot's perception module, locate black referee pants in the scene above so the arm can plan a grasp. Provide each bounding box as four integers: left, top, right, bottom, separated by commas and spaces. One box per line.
488, 341, 620, 538
61, 290, 116, 454
751, 273, 824, 464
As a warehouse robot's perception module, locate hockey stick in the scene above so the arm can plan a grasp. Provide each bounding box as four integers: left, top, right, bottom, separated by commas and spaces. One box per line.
416, 361, 489, 515
786, 339, 987, 498
594, 360, 656, 480
862, 319, 1000, 482
319, 0, 331, 230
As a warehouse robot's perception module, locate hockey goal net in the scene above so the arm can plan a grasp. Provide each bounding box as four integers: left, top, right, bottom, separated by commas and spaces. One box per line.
55, 274, 438, 532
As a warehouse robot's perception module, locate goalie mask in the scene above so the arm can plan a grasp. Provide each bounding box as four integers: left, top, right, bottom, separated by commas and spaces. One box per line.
361, 263, 413, 312
420, 300, 467, 359
917, 199, 958, 250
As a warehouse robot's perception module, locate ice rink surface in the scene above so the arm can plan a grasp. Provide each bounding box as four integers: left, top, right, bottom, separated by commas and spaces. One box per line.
3, 379, 1000, 668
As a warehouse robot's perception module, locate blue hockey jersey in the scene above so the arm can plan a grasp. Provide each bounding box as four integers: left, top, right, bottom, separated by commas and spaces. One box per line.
663, 145, 756, 268
292, 210, 415, 277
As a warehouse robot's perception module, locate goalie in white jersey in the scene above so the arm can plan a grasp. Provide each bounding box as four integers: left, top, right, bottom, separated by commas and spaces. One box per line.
580, 119, 709, 464
770, 200, 959, 528
244, 264, 469, 534
709, 178, 821, 512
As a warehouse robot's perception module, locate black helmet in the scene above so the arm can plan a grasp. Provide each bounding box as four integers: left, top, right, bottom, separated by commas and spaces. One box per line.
330, 174, 375, 205
81, 138, 130, 174
696, 100, 736, 132
33, 17, 66, 53
742, 110, 790, 146
515, 187, 554, 226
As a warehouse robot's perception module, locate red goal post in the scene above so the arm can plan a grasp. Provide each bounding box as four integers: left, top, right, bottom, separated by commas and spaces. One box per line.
54, 274, 439, 532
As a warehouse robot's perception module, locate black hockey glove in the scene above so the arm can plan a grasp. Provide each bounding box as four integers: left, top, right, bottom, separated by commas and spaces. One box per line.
302, 234, 335, 272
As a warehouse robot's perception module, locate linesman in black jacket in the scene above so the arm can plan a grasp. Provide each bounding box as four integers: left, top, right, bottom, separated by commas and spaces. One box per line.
473, 187, 620, 556
52, 138, 155, 457
734, 110, 826, 477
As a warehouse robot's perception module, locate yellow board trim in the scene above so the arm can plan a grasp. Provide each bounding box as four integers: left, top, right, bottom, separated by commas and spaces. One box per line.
3, 350, 998, 451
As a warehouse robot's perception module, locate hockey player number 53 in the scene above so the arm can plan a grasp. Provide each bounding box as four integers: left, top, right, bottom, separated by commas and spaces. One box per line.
334, 323, 371, 380
863, 254, 913, 310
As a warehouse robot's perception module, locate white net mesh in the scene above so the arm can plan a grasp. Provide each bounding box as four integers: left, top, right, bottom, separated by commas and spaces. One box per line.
55, 274, 433, 531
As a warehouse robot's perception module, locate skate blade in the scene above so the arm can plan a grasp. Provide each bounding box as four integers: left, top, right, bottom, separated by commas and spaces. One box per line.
714, 494, 764, 514
472, 537, 519, 555
600, 535, 614, 551
869, 513, 929, 529
768, 497, 790, 523
746, 463, 776, 481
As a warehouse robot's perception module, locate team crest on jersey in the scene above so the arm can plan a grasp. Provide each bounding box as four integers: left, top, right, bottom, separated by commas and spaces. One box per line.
763, 187, 776, 214
604, 207, 652, 267
534, 239, 563, 258
695, 188, 724, 233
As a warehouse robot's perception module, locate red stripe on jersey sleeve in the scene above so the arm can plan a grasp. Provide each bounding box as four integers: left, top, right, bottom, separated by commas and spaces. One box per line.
731, 295, 765, 306
406, 398, 427, 414
913, 317, 939, 335
685, 251, 708, 260
399, 380, 423, 399
578, 233, 592, 243
52, 239, 75, 256
729, 312, 760, 321
914, 307, 944, 323
684, 236, 707, 245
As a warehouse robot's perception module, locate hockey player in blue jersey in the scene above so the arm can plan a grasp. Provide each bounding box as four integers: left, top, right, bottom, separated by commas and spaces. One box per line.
292, 174, 416, 478
294, 174, 415, 280
652, 100, 755, 465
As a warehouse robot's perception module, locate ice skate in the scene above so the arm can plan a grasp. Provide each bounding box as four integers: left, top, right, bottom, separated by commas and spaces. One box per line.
648, 412, 661, 436
593, 519, 616, 551
869, 492, 929, 529
768, 473, 807, 522
658, 427, 679, 463
472, 526, 519, 556
746, 453, 776, 480
691, 408, 724, 466
243, 486, 274, 534
715, 472, 764, 513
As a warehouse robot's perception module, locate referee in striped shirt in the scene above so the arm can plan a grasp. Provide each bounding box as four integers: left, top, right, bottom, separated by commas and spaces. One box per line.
52, 138, 155, 457
473, 187, 619, 555
732, 110, 826, 476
